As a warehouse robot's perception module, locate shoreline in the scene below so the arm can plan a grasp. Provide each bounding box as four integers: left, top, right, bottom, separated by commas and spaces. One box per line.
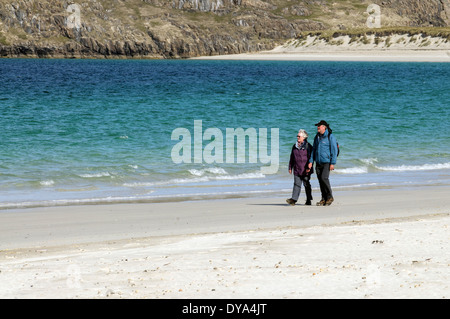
2, 186, 449, 250
1, 186, 449, 298
1, 51, 449, 62
2, 47, 449, 63
0, 182, 443, 211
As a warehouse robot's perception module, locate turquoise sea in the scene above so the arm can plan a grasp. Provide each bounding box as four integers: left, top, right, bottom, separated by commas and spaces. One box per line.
1, 59, 449, 209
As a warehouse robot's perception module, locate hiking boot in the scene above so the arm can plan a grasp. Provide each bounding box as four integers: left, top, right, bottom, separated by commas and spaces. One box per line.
325, 197, 334, 206
286, 198, 296, 206
316, 199, 326, 206
305, 200, 311, 206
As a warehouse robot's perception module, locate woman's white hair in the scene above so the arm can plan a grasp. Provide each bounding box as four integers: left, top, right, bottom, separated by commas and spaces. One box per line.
298, 129, 308, 139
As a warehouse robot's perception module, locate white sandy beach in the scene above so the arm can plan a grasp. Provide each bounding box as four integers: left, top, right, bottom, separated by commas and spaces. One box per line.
192, 34, 450, 62
0, 186, 449, 299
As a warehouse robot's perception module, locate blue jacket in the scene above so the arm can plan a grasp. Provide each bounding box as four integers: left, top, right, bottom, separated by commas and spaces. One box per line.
309, 129, 338, 165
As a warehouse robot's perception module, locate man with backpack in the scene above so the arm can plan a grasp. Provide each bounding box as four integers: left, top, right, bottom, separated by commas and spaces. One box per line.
307, 120, 339, 206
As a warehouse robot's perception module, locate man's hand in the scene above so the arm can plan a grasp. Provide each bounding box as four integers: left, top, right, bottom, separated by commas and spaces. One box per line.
330, 164, 335, 171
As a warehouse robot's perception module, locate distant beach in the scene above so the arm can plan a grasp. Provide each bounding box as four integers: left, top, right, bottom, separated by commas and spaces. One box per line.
192, 50, 450, 62
192, 33, 450, 62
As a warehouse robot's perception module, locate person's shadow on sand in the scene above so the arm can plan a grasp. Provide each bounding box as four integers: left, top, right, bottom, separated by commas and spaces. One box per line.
247, 203, 310, 207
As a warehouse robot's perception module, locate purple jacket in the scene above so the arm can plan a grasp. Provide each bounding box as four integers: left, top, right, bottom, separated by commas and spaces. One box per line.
289, 141, 313, 177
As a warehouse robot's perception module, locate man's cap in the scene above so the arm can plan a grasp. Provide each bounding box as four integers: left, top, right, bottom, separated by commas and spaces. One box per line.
315, 120, 328, 127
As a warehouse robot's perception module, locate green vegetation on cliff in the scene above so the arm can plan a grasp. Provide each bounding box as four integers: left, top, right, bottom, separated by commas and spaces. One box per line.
297, 27, 450, 42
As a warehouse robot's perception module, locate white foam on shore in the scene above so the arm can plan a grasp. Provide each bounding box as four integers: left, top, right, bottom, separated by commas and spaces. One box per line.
375, 162, 450, 171
188, 167, 228, 176
123, 170, 266, 188
79, 172, 112, 178
39, 180, 55, 186
335, 161, 450, 174
335, 167, 368, 174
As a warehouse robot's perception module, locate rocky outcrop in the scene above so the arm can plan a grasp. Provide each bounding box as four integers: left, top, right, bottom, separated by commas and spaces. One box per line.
443, 0, 450, 25
374, 0, 450, 26
0, 0, 448, 59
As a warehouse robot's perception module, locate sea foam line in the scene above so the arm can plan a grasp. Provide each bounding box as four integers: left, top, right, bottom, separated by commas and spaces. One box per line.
0, 189, 280, 210
188, 167, 228, 176
78, 172, 112, 178
335, 161, 450, 174
334, 167, 368, 174
123, 170, 265, 187
39, 180, 55, 186
375, 162, 450, 172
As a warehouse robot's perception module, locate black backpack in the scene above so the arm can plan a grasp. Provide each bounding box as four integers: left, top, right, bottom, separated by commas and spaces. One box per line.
329, 133, 340, 157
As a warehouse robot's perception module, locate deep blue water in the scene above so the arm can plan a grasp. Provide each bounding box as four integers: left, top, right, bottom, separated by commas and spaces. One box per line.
1, 59, 449, 208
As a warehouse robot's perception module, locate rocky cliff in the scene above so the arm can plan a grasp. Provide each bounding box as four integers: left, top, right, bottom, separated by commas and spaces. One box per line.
0, 0, 449, 58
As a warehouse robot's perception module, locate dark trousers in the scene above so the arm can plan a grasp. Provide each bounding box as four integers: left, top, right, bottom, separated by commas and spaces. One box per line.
316, 163, 333, 201
291, 175, 313, 202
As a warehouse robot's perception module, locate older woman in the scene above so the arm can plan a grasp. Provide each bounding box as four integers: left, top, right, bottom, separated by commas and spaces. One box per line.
286, 129, 313, 206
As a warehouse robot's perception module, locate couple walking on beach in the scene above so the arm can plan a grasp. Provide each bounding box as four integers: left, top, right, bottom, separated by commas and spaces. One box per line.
286, 120, 338, 206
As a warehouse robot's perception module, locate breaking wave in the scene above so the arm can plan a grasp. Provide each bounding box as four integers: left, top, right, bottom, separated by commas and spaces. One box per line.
335, 159, 450, 174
